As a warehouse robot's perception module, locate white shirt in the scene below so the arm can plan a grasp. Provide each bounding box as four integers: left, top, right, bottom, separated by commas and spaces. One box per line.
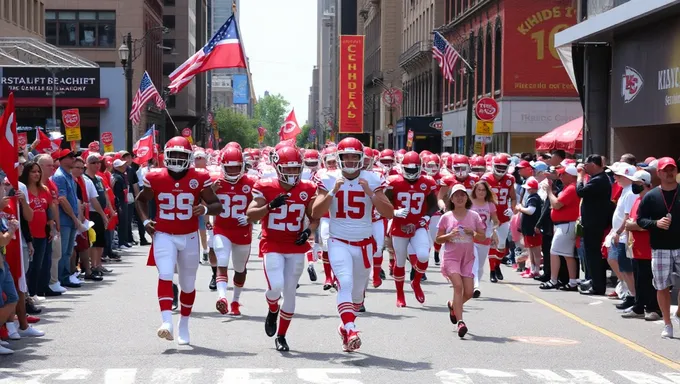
611, 184, 636, 243
82, 177, 99, 212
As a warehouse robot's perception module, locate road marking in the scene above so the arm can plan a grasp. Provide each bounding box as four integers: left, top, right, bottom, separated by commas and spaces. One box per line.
296, 368, 363, 384
508, 284, 680, 371
150, 368, 201, 384
104, 369, 137, 384
509, 336, 579, 346
615, 370, 680, 383
525, 369, 613, 383
217, 369, 283, 384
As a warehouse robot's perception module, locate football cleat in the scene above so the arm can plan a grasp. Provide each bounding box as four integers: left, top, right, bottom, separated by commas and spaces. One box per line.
216, 298, 229, 315
209, 275, 217, 291
157, 322, 173, 341
379, 269, 386, 280
372, 275, 382, 288
323, 278, 333, 291
338, 324, 349, 352
307, 264, 317, 282
275, 336, 290, 352
411, 280, 425, 304
230, 302, 241, 316
396, 292, 406, 308
265, 309, 279, 337
346, 330, 362, 352
495, 266, 504, 281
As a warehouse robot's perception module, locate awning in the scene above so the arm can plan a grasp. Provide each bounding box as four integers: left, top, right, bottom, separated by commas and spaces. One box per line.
0, 37, 98, 68
0, 97, 109, 108
535, 117, 583, 154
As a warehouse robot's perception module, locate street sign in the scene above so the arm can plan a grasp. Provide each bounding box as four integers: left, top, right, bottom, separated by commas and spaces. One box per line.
475, 135, 492, 144
443, 136, 452, 147
475, 97, 499, 121
475, 120, 494, 136
182, 127, 193, 144
62, 109, 81, 142
474, 142, 483, 154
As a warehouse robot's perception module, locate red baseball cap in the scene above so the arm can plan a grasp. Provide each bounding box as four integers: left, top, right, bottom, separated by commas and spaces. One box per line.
57, 148, 79, 160
522, 176, 539, 190
516, 160, 532, 169
644, 157, 657, 165
657, 157, 677, 171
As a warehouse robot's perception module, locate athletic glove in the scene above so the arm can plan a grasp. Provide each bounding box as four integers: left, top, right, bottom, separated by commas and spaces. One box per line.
295, 228, 312, 245
394, 208, 409, 218
268, 193, 289, 210
236, 215, 249, 227
504, 208, 513, 218
418, 215, 431, 228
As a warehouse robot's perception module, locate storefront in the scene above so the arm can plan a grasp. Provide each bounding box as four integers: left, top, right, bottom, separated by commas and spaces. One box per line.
0, 66, 126, 150
394, 116, 442, 153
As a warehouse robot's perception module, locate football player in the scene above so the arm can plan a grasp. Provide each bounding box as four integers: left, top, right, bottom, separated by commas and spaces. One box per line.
424, 154, 444, 266
312, 137, 393, 352
246, 146, 318, 352
317, 146, 339, 290
364, 147, 387, 289
135, 137, 222, 345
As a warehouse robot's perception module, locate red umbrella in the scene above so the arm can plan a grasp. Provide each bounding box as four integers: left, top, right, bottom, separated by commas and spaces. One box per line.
535, 117, 583, 154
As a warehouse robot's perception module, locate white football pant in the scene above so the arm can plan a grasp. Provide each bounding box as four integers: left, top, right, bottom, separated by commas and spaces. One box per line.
263, 252, 305, 314
328, 238, 373, 306
473, 243, 491, 288
153, 231, 200, 292
392, 228, 431, 268
213, 234, 250, 272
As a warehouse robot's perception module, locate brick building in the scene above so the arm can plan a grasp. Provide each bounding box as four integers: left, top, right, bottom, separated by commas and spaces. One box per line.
440, 0, 582, 154
0, 0, 45, 38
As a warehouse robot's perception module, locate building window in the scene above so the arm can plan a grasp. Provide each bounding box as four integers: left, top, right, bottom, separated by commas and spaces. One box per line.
166, 95, 176, 109
164, 0, 175, 5
163, 62, 175, 76
19, 0, 25, 26
12, 0, 17, 22
485, 30, 492, 95
27, 0, 33, 30
163, 15, 175, 29
494, 26, 502, 92
45, 10, 116, 48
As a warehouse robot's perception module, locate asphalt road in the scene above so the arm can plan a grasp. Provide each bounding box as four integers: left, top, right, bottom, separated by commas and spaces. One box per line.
2, 227, 680, 383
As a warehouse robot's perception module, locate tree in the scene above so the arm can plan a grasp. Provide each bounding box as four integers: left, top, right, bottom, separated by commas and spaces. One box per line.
296, 124, 312, 148
214, 108, 258, 149
254, 93, 289, 146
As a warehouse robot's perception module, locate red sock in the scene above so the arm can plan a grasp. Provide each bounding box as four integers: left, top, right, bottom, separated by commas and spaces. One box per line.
373, 256, 383, 277
434, 243, 442, 252
413, 260, 429, 282
322, 251, 333, 280
306, 250, 314, 262
179, 290, 196, 316
409, 254, 417, 267
352, 302, 364, 313
338, 302, 356, 326
266, 295, 280, 313
394, 266, 405, 294
277, 310, 293, 336
158, 279, 173, 312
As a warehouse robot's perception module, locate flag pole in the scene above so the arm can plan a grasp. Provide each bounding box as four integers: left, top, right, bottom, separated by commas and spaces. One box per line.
433, 31, 473, 71
164, 108, 180, 134
231, 1, 256, 105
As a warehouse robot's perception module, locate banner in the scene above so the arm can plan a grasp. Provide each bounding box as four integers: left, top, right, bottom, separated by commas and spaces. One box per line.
62, 108, 81, 142
101, 132, 114, 152
338, 35, 365, 134
182, 127, 193, 144
232, 74, 249, 104
406, 130, 414, 149
1, 68, 100, 98
503, 0, 577, 97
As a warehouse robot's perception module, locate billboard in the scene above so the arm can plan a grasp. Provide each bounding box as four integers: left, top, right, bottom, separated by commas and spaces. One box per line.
503, 0, 577, 97
611, 20, 680, 127
338, 35, 364, 134
232, 74, 249, 104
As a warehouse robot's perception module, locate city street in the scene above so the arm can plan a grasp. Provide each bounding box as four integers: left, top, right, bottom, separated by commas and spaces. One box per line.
2, 227, 680, 384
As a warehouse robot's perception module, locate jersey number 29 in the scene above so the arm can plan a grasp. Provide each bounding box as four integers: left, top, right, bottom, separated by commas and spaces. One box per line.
157, 192, 194, 221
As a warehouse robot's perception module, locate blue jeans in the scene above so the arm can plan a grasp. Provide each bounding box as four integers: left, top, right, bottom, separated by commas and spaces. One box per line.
27, 237, 48, 297
0, 261, 18, 307
59, 225, 77, 284
38, 240, 52, 295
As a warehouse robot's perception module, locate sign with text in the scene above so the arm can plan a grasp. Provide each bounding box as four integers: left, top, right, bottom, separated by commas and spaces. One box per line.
62, 108, 82, 142
475, 97, 499, 121
475, 120, 494, 136
1, 68, 100, 98
503, 0, 577, 97
182, 127, 193, 144
610, 21, 680, 127
101, 132, 114, 153
338, 35, 365, 134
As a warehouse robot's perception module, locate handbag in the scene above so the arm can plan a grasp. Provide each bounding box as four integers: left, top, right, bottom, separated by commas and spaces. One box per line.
75, 232, 90, 252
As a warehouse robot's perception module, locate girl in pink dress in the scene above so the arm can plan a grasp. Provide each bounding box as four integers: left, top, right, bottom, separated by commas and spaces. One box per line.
470, 181, 499, 298
436, 184, 486, 337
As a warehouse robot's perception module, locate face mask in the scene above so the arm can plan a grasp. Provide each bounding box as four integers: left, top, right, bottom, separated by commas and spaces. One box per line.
632, 184, 644, 195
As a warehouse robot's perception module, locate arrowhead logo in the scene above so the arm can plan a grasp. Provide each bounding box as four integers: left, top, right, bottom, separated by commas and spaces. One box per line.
622, 66, 643, 103
5, 112, 14, 148
281, 121, 298, 134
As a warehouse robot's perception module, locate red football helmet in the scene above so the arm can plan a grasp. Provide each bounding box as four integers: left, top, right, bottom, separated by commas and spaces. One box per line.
336, 137, 364, 174
401, 151, 422, 180
396, 149, 406, 164
303, 149, 320, 171
321, 146, 338, 170
273, 146, 303, 186
420, 150, 433, 160
470, 155, 486, 175
226, 141, 242, 151
450, 154, 470, 178
164, 136, 193, 173
363, 147, 375, 169
379, 149, 395, 170
271, 141, 295, 164
492, 153, 511, 177
423, 154, 441, 176
221, 147, 245, 183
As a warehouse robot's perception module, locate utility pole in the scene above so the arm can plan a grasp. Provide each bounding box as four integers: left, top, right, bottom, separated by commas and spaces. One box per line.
464, 31, 475, 156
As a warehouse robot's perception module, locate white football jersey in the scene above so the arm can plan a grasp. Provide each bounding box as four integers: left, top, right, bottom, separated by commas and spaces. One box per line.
316, 170, 384, 242
258, 164, 277, 179
301, 167, 316, 181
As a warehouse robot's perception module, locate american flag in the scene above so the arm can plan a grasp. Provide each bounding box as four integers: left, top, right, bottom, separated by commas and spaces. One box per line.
130, 71, 165, 125
432, 32, 460, 83
167, 15, 246, 94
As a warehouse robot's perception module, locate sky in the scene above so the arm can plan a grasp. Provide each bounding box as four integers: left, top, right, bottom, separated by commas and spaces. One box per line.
239, 1, 317, 125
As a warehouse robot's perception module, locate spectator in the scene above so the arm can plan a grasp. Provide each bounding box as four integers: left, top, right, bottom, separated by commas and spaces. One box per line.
548, 150, 566, 168
21, 162, 51, 304
636, 157, 680, 338
111, 159, 129, 250
73, 157, 107, 281
623, 170, 661, 321
516, 177, 542, 278
620, 153, 637, 166
51, 149, 83, 289
576, 155, 612, 295
100, 156, 120, 262
0, 198, 20, 355
121, 151, 140, 247
35, 154, 63, 296
535, 165, 569, 284
84, 155, 112, 277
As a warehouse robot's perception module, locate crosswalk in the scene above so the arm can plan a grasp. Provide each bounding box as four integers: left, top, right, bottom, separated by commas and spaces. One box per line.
1, 368, 680, 383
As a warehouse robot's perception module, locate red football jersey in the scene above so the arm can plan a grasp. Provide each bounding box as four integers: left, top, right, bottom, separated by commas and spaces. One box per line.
441, 173, 479, 192
143, 168, 212, 235
481, 172, 516, 224
213, 175, 257, 245
386, 174, 437, 238
254, 178, 317, 255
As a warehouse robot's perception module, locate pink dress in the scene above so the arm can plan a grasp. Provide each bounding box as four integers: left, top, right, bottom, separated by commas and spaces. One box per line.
437, 210, 485, 278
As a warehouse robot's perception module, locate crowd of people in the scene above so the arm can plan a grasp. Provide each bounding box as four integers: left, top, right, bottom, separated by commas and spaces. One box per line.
1, 133, 679, 356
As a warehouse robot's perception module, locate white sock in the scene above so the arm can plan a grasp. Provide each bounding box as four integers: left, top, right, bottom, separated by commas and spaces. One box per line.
569, 279, 578, 285
177, 316, 190, 343
344, 322, 356, 331
217, 281, 228, 299
232, 286, 243, 303
161, 310, 172, 325
5, 321, 17, 334
178, 315, 189, 330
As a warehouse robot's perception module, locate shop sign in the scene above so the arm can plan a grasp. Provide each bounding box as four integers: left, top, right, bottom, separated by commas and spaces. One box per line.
475, 97, 499, 121
1, 68, 100, 98
62, 108, 81, 142
503, 0, 577, 97
338, 35, 365, 134
611, 21, 680, 127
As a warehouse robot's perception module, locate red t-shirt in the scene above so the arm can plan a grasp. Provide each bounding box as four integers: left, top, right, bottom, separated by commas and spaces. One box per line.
629, 196, 651, 260
27, 187, 52, 238
612, 182, 622, 203
551, 183, 580, 223
47, 179, 58, 202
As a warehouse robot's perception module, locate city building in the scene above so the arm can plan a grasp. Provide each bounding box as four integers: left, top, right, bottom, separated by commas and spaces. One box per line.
397, 0, 445, 152
555, 0, 680, 160
41, 0, 165, 143
308, 65, 319, 127
162, 0, 209, 143
316, 0, 338, 145
440, 0, 581, 154
357, 0, 402, 150
1, 0, 45, 38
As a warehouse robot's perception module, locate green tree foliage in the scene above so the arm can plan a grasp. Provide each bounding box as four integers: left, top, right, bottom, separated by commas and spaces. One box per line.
254, 93, 289, 146
214, 108, 258, 149
296, 124, 312, 148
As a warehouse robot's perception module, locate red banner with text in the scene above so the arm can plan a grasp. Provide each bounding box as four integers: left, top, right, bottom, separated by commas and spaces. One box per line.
503, 0, 577, 97
338, 35, 365, 134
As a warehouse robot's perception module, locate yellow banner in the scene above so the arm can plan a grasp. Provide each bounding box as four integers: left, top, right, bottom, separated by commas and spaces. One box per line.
475, 120, 494, 136
65, 127, 81, 142
103, 143, 114, 152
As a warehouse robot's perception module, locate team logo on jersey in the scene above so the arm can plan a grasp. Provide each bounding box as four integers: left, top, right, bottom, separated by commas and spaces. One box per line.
299, 191, 309, 202
401, 223, 416, 235
506, 179, 512, 186
189, 179, 199, 189
242, 185, 251, 194
419, 183, 427, 191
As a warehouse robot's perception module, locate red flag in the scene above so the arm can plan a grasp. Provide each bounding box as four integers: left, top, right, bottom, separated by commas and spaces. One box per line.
0, 93, 19, 189
133, 128, 155, 165
279, 109, 301, 141
34, 129, 62, 154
